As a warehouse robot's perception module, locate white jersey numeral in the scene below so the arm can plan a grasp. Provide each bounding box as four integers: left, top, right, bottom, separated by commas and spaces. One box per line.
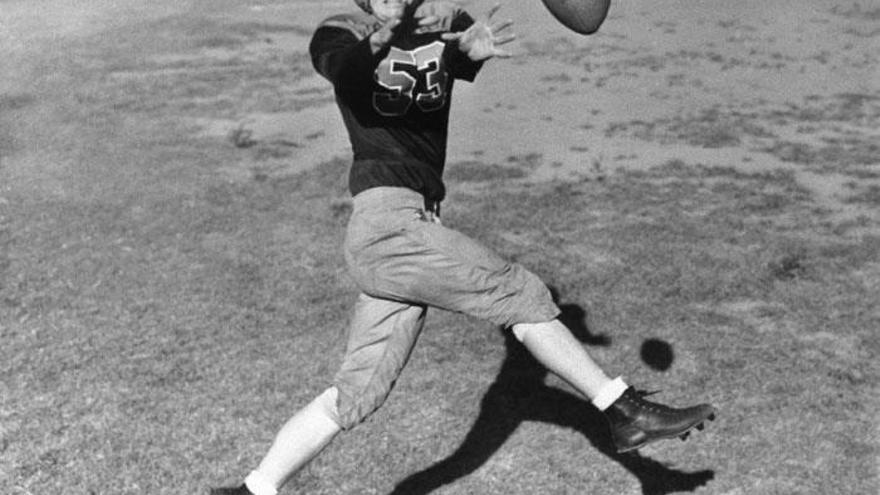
373, 42, 448, 117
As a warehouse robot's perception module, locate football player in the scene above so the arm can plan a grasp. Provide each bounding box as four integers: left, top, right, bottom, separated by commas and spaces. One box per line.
211, 2, 715, 494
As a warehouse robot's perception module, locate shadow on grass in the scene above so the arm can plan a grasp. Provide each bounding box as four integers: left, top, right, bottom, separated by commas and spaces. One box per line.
388, 301, 714, 495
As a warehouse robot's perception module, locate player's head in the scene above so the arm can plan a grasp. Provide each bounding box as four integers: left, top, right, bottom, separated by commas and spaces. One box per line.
356, 0, 412, 21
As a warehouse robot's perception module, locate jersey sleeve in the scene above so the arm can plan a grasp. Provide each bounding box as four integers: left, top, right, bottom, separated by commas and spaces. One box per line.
446, 11, 484, 82
309, 15, 380, 89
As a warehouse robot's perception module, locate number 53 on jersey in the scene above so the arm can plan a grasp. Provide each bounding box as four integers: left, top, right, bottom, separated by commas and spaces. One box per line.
373, 42, 449, 117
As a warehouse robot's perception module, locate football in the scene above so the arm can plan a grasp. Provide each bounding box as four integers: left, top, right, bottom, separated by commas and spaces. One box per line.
539, 0, 610, 34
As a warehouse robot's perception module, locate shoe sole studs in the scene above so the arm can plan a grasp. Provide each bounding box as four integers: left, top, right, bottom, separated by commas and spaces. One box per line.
678, 410, 717, 441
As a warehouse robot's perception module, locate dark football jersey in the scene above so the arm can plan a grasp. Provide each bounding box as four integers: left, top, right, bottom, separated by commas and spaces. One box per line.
310, 7, 483, 202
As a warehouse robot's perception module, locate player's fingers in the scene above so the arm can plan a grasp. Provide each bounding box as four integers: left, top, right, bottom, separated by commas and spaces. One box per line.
417, 14, 440, 27
492, 48, 513, 58
493, 33, 516, 45
490, 19, 514, 34
440, 32, 463, 41
383, 17, 402, 31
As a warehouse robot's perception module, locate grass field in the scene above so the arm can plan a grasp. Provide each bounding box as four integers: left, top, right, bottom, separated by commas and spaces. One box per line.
1, 0, 878, 494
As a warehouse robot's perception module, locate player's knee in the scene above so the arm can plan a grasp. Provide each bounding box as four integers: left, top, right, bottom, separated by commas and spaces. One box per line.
333, 379, 396, 430
492, 267, 559, 327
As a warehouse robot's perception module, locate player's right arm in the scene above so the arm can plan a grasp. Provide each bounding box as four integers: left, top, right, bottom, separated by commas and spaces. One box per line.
309, 15, 382, 89
310, 10, 445, 88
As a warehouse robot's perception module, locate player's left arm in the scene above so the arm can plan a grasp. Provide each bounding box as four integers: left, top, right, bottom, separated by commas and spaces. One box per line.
442, 3, 515, 62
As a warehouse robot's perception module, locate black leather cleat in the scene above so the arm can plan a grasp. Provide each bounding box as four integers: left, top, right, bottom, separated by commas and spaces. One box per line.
209, 485, 253, 495
604, 387, 717, 453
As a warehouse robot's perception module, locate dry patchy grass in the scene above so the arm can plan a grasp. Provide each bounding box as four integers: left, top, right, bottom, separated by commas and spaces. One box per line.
4, 151, 879, 494
2, 2, 879, 495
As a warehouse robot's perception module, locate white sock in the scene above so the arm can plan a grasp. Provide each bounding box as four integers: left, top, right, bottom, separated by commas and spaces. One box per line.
244, 470, 278, 495
591, 376, 628, 411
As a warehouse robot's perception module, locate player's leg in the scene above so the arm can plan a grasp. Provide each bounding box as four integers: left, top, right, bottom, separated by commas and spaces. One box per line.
511, 319, 613, 399
211, 294, 428, 495
333, 294, 428, 428
248, 387, 342, 492
348, 187, 716, 453
210, 390, 341, 495
511, 319, 716, 452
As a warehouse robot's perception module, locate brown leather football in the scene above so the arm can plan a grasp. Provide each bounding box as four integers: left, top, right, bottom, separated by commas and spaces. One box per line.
539, 0, 611, 34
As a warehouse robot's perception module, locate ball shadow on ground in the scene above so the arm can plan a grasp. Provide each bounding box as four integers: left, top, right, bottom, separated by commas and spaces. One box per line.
641, 338, 675, 372
389, 292, 713, 495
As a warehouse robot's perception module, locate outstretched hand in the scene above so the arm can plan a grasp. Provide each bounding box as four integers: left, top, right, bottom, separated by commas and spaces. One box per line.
441, 3, 515, 61
370, 9, 446, 54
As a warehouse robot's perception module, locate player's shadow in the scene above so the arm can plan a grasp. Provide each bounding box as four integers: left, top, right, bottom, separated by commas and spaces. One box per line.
388, 299, 714, 495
